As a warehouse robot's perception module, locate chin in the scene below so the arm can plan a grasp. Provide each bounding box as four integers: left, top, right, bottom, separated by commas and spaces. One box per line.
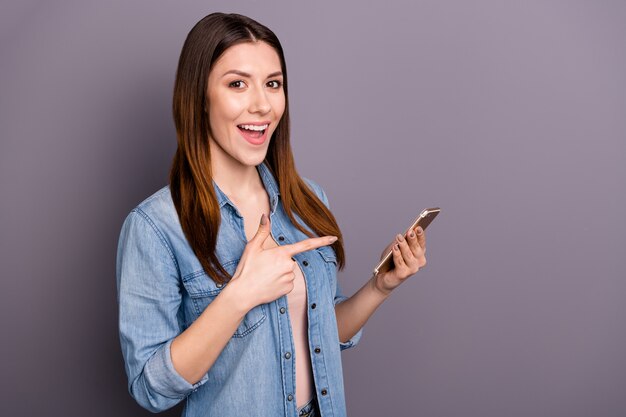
237, 150, 268, 168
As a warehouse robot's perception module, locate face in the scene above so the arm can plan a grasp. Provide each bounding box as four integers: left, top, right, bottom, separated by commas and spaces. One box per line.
205, 41, 286, 169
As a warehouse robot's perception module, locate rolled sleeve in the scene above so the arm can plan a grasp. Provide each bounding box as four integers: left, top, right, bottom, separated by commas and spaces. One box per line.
144, 339, 208, 399
116, 209, 207, 412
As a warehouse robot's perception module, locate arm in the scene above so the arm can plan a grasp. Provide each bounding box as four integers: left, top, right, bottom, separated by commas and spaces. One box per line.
169, 285, 249, 384
116, 210, 250, 412
335, 276, 390, 344
335, 228, 428, 344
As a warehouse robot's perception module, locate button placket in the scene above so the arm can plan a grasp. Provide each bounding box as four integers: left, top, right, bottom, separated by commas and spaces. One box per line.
278, 299, 295, 409
229, 210, 248, 244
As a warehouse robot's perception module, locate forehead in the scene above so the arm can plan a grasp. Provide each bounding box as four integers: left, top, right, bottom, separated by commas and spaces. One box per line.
211, 41, 282, 77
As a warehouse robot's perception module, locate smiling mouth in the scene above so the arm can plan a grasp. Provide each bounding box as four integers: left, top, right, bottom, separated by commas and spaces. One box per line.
237, 123, 270, 145
237, 123, 269, 139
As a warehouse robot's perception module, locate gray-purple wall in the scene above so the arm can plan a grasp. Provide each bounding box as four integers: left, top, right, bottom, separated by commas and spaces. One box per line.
1, 1, 625, 416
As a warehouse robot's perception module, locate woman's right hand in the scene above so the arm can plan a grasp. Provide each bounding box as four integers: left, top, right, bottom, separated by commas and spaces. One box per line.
228, 213, 337, 311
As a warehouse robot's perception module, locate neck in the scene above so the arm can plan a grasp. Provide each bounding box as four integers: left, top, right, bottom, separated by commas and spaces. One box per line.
210, 144, 264, 202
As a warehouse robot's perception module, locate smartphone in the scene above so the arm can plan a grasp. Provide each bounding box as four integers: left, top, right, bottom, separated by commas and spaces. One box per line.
373, 207, 440, 276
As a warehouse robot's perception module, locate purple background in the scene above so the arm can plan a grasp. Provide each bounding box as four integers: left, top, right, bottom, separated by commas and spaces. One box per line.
1, 1, 625, 416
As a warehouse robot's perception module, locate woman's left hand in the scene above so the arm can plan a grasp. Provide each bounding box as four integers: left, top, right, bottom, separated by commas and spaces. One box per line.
373, 226, 427, 296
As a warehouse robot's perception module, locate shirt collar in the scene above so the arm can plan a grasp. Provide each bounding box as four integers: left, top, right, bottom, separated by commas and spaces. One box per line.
212, 161, 280, 213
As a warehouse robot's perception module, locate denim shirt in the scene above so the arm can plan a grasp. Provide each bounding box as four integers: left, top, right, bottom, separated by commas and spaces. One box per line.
116, 162, 363, 416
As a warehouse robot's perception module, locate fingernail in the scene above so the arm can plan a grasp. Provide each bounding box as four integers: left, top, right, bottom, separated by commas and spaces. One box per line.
329, 236, 338, 243
396, 233, 404, 242
393, 244, 399, 251
409, 230, 415, 238
260, 213, 267, 225
416, 227, 423, 235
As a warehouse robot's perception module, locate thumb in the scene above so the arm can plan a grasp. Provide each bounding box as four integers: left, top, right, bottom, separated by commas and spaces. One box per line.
249, 213, 271, 248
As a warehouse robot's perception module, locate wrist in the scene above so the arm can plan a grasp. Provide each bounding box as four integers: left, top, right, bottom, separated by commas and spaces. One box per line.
369, 275, 393, 299
221, 279, 254, 317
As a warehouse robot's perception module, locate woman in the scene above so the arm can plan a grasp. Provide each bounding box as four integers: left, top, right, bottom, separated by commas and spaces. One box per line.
116, 12, 427, 417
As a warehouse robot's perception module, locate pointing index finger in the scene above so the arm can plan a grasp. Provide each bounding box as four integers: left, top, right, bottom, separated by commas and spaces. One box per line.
282, 236, 338, 257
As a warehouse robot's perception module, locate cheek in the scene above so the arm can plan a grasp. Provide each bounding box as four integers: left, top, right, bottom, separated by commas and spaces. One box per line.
223, 95, 247, 117
209, 94, 246, 128
271, 93, 286, 118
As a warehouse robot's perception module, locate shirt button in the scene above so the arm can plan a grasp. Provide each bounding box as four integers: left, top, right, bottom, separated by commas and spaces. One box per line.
278, 236, 285, 242
311, 303, 316, 309
284, 352, 292, 359
287, 394, 293, 401
280, 307, 286, 314
302, 260, 309, 266
314, 347, 321, 354
321, 389, 328, 396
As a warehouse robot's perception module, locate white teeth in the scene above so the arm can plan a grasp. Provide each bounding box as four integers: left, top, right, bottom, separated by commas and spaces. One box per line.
238, 124, 268, 131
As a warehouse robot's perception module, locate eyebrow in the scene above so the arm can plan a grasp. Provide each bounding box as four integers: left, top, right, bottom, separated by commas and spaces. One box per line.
221, 70, 283, 79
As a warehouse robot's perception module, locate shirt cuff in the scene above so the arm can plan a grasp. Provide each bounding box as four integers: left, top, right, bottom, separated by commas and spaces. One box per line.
335, 296, 364, 351
144, 339, 208, 398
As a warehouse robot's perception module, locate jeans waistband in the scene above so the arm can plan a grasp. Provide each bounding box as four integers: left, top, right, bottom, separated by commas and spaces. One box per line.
297, 395, 317, 417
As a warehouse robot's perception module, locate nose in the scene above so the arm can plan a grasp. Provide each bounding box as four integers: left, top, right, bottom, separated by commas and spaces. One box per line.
249, 85, 271, 115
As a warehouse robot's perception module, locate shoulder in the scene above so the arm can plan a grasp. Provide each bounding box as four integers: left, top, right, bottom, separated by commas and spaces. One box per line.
133, 185, 176, 217
120, 185, 180, 241
301, 177, 329, 208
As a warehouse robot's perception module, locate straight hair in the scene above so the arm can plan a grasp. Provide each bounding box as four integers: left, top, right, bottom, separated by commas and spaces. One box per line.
170, 12, 345, 285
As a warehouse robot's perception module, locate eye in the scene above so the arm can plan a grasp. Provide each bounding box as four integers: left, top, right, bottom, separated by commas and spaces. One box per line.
267, 80, 283, 89
228, 80, 246, 89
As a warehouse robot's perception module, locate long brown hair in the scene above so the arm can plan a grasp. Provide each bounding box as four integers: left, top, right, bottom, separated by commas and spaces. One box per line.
170, 12, 345, 285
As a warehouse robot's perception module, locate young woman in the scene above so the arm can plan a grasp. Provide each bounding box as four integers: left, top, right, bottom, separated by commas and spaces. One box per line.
116, 12, 427, 417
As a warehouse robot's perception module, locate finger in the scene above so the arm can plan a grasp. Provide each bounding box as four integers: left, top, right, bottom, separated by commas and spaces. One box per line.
396, 234, 418, 267
391, 242, 407, 270
249, 213, 272, 248
405, 229, 423, 259
284, 268, 296, 281
415, 226, 426, 252
283, 235, 338, 257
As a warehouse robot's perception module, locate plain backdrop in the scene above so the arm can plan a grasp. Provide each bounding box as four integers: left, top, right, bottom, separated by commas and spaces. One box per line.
1, 1, 625, 416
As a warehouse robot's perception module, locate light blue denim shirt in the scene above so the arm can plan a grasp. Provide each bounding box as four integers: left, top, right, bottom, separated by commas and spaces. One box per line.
116, 162, 363, 416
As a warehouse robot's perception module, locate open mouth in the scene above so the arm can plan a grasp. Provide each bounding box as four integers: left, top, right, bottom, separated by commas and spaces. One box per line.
237, 123, 269, 144
237, 124, 269, 139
